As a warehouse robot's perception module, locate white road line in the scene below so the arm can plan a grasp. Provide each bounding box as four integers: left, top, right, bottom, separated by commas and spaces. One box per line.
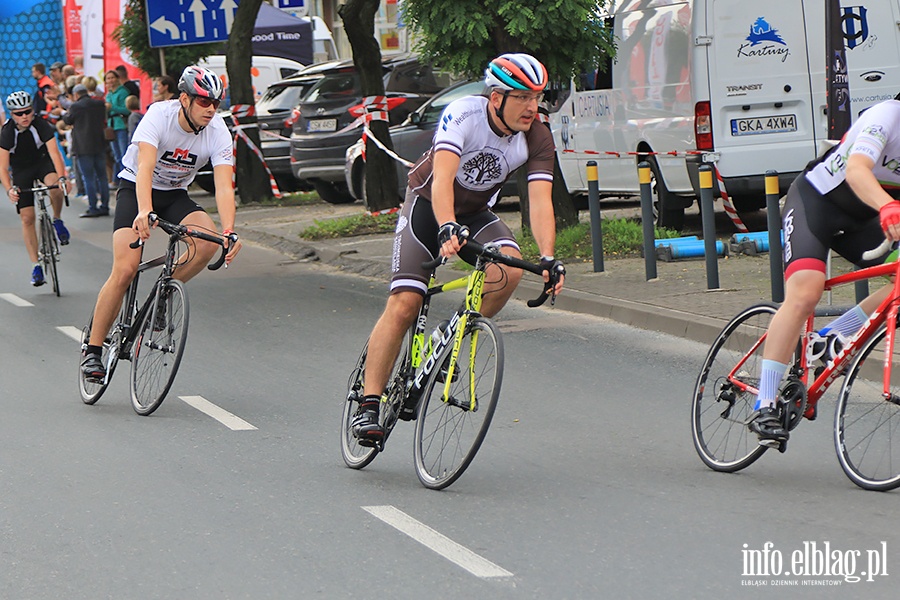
57, 326, 83, 342
361, 505, 514, 579
178, 395, 257, 431
0, 293, 33, 307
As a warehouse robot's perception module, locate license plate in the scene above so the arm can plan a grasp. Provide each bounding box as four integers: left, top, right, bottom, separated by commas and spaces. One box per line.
308, 118, 337, 132
731, 114, 797, 136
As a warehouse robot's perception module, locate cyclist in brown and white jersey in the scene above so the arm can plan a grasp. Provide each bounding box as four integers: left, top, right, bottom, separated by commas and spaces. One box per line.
351, 53, 566, 446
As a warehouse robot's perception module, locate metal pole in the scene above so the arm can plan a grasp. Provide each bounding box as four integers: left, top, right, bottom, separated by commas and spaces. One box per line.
638, 161, 657, 281
699, 165, 720, 290
586, 161, 604, 272
765, 171, 784, 302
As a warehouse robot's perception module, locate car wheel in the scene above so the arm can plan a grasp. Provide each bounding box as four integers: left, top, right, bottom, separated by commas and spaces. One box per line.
312, 180, 356, 204
275, 174, 302, 193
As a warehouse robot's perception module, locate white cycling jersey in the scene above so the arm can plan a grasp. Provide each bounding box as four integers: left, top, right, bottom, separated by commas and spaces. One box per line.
805, 99, 900, 197
118, 100, 233, 190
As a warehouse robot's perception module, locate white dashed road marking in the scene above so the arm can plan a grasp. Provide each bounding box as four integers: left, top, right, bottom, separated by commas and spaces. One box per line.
362, 505, 514, 579
57, 325, 83, 342
179, 395, 258, 430
0, 293, 33, 307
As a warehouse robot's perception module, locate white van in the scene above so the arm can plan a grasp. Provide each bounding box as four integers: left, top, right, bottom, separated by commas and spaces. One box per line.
197, 55, 306, 107
550, 0, 900, 229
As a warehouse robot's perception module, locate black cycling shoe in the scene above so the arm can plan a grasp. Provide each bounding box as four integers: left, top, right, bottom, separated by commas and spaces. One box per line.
748, 406, 789, 448
351, 398, 384, 447
81, 353, 106, 382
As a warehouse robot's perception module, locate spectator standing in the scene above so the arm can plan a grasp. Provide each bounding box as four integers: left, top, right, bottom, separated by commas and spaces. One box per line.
31, 63, 55, 120
104, 70, 129, 189
152, 75, 177, 104
64, 84, 110, 217
116, 65, 140, 98
125, 95, 142, 142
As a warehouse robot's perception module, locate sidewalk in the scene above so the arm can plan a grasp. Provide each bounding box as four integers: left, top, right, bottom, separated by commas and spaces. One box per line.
202, 195, 861, 346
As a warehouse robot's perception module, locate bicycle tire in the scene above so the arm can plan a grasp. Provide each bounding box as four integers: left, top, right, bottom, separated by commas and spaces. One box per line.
414, 316, 503, 490
79, 314, 120, 405
130, 280, 189, 416
691, 304, 776, 472
40, 213, 60, 296
340, 333, 411, 469
835, 326, 900, 491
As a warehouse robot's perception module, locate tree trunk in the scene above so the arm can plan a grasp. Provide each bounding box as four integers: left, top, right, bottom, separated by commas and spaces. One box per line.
340, 0, 400, 213
520, 149, 579, 232
227, 0, 272, 205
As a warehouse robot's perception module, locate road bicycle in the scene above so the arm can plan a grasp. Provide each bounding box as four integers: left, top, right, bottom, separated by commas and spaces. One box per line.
692, 239, 900, 490
78, 213, 237, 416
21, 182, 69, 296
341, 235, 565, 490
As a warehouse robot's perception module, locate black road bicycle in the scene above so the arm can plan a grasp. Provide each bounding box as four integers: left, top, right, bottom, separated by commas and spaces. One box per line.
341, 235, 564, 489
21, 182, 69, 296
78, 214, 236, 415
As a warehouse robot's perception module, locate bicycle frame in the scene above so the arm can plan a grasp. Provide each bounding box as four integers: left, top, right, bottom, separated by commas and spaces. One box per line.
726, 258, 900, 411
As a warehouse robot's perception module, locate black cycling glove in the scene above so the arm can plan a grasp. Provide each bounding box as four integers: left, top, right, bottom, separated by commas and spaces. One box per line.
540, 256, 566, 283
438, 221, 466, 246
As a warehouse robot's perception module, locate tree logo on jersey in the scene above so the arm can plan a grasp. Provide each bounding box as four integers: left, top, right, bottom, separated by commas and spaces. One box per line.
460, 150, 507, 190
161, 147, 197, 167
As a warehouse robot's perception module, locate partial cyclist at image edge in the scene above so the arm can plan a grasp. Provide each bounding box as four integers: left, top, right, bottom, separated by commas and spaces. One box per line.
0, 90, 70, 287
749, 96, 900, 447
80, 65, 242, 382
351, 53, 566, 446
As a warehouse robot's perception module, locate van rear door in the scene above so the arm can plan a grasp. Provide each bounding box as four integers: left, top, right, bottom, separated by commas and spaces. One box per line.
706, 1, 818, 179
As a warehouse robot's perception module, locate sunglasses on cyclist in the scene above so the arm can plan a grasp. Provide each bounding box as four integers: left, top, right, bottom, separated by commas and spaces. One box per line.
12, 109, 33, 117
193, 97, 221, 109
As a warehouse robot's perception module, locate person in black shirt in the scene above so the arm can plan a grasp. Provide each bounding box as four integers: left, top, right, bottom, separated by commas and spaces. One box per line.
0, 91, 71, 286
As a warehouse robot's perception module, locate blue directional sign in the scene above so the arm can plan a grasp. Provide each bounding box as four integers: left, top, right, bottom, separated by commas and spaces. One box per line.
275, 0, 306, 12
146, 0, 240, 48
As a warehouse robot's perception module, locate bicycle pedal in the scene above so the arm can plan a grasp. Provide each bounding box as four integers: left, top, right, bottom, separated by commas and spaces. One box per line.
757, 438, 781, 449
398, 405, 418, 421
777, 440, 789, 454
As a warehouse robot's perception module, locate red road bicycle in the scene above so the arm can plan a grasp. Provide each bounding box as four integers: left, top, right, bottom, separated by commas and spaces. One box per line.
692, 240, 900, 490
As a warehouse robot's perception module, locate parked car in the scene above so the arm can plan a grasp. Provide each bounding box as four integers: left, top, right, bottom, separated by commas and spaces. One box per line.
290, 54, 450, 204
345, 80, 518, 207
193, 60, 342, 194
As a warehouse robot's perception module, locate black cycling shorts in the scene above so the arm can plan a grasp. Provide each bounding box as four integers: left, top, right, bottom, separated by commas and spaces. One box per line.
782, 174, 888, 279
12, 156, 56, 212
113, 181, 204, 231
389, 189, 518, 295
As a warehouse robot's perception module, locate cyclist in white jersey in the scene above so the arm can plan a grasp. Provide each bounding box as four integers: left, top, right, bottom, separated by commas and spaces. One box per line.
80, 66, 242, 381
351, 54, 566, 446
750, 98, 900, 445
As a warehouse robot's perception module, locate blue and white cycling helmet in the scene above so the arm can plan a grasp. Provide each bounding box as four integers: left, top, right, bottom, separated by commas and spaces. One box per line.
6, 90, 32, 111
484, 53, 548, 92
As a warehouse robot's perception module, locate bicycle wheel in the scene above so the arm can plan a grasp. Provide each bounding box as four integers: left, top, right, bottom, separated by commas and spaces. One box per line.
414, 316, 503, 490
79, 314, 120, 405
340, 333, 411, 469
692, 304, 777, 472
130, 280, 189, 416
835, 327, 900, 491
40, 214, 60, 296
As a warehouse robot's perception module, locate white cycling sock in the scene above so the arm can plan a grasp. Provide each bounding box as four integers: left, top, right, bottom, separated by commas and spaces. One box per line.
755, 359, 789, 410
820, 304, 867, 339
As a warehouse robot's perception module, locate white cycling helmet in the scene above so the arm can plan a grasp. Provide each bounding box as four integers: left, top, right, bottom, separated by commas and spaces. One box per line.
484, 53, 548, 92
6, 90, 32, 111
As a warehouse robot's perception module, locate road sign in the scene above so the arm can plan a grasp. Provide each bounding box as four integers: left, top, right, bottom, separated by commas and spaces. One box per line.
276, 0, 307, 17
146, 0, 240, 48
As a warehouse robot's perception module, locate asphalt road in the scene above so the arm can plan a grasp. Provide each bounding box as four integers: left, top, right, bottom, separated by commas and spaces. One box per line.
1, 199, 898, 599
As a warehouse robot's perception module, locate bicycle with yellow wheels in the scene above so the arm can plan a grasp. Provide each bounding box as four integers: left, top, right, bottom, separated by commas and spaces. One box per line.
341, 235, 565, 490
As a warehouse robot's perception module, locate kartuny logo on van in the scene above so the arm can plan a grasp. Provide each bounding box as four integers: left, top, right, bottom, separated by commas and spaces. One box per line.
842, 6, 870, 50
739, 17, 790, 63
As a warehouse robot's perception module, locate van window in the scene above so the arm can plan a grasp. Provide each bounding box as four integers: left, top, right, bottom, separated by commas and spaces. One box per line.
576, 17, 615, 92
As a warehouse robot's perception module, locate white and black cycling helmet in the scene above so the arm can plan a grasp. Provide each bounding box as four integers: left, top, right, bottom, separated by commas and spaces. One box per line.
484, 53, 548, 93
178, 65, 225, 102
6, 90, 32, 111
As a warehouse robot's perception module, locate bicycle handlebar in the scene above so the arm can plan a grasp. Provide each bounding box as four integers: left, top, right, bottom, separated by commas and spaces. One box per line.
421, 236, 564, 307
17, 181, 69, 206
862, 238, 894, 262
128, 213, 238, 270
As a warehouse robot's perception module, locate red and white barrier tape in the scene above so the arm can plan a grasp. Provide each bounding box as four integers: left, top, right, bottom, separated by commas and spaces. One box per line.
713, 165, 748, 233
230, 104, 281, 199
560, 148, 705, 158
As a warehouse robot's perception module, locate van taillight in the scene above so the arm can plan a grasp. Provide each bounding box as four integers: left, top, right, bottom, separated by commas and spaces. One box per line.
695, 101, 713, 151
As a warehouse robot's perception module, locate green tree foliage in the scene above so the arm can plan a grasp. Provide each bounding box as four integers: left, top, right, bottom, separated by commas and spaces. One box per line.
114, 0, 222, 77
401, 0, 615, 83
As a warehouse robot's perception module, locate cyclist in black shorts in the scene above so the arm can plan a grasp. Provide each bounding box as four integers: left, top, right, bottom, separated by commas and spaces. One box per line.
1, 90, 71, 286
750, 97, 900, 446
80, 66, 242, 380
351, 53, 566, 445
